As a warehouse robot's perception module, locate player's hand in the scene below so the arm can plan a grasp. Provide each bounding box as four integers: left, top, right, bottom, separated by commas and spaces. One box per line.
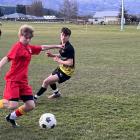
46, 51, 54, 57
53, 56, 60, 63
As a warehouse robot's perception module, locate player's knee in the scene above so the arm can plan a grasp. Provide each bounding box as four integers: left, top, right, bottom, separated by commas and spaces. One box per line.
43, 79, 50, 86
29, 104, 35, 110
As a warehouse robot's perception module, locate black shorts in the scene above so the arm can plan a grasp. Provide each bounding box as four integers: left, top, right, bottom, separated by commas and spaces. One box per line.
52, 67, 71, 83
9, 95, 33, 102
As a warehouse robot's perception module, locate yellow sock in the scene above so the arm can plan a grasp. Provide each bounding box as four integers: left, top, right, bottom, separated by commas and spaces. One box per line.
0, 99, 4, 109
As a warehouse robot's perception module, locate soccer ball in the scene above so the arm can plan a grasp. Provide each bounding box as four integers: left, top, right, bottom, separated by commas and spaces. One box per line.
39, 113, 57, 129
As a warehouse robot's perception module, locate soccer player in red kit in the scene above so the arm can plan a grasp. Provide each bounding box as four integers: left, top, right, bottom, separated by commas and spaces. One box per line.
0, 24, 62, 127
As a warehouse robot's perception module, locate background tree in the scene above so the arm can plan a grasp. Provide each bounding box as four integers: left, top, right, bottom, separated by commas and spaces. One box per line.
59, 0, 78, 20
128, 15, 139, 24
59, 0, 70, 19
118, 6, 129, 24
70, 0, 78, 19
27, 0, 43, 16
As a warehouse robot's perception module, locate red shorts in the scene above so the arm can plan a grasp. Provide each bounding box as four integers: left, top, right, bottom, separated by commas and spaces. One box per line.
3, 81, 33, 100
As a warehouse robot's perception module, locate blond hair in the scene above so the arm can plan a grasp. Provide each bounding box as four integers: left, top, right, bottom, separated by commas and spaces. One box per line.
18, 24, 34, 37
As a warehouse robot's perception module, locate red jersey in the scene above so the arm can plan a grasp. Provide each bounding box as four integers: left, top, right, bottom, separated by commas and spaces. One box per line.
5, 41, 42, 83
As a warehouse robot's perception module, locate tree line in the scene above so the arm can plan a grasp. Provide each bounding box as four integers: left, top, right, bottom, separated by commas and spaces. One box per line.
0, 0, 139, 23
0, 0, 78, 19
118, 7, 139, 24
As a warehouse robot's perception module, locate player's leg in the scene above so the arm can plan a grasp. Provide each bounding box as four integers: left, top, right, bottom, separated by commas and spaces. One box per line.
1, 81, 20, 127
10, 98, 35, 119
49, 83, 61, 98
5, 100, 19, 128
0, 81, 19, 109
34, 74, 59, 101
48, 83, 61, 99
0, 99, 19, 110
0, 99, 9, 109
6, 83, 34, 128
6, 96, 35, 128
9, 85, 35, 119
34, 68, 60, 100
48, 68, 71, 99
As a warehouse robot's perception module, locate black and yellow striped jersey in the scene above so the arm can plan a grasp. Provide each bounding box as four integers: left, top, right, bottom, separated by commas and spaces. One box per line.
59, 41, 75, 76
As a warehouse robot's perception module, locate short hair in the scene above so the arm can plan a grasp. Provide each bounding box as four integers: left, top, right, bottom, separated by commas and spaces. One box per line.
18, 24, 34, 38
61, 27, 71, 36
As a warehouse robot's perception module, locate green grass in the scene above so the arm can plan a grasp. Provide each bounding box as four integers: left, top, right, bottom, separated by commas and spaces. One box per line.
0, 22, 140, 140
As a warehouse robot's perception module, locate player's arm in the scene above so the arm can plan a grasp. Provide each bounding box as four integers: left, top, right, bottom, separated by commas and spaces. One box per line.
0, 56, 10, 71
53, 57, 73, 66
41, 45, 63, 51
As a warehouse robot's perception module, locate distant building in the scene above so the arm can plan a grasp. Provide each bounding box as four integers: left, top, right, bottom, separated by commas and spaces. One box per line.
1, 13, 26, 20
0, 5, 15, 15
88, 11, 120, 24
44, 15, 56, 19
0, 12, 64, 22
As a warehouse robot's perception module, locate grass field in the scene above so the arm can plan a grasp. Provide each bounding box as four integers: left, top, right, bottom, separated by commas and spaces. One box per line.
0, 22, 140, 140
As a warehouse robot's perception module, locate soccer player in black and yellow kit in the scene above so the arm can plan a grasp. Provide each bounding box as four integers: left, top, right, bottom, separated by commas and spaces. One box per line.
34, 27, 75, 100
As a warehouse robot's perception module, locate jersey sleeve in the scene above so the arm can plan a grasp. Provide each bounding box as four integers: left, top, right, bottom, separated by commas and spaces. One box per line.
30, 45, 42, 55
7, 44, 19, 60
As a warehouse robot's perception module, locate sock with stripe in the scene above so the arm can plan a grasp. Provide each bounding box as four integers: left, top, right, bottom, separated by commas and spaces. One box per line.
10, 106, 26, 120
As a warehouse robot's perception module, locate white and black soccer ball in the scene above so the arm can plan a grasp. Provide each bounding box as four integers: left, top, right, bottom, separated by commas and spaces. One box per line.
39, 113, 57, 129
